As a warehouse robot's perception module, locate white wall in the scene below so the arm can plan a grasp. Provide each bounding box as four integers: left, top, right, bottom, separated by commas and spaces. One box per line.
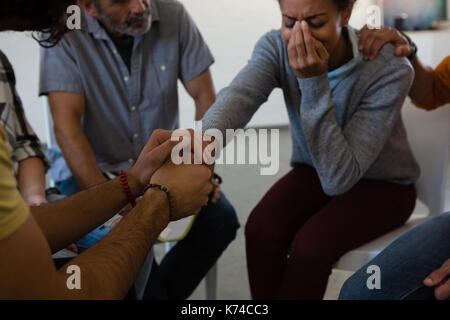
0, 0, 448, 143
0, 32, 42, 138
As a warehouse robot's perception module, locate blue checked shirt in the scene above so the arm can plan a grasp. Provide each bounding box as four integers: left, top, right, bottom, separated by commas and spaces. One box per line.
39, 0, 214, 182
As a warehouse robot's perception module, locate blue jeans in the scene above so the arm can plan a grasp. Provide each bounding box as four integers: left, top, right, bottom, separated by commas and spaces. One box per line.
57, 176, 240, 299
339, 212, 450, 300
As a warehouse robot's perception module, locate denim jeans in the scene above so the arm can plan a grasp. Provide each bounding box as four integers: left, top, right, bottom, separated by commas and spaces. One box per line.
339, 212, 450, 300
56, 175, 240, 300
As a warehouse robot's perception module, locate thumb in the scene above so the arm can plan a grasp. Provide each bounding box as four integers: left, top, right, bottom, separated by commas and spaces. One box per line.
151, 139, 178, 166
395, 44, 412, 57
424, 262, 450, 287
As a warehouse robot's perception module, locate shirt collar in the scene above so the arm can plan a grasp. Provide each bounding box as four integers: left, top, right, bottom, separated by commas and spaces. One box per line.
81, 0, 160, 41
328, 26, 363, 90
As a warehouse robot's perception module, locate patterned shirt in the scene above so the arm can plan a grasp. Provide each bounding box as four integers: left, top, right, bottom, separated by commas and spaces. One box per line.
0, 50, 49, 171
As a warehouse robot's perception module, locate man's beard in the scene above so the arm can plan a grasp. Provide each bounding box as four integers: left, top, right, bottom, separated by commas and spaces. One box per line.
96, 6, 152, 37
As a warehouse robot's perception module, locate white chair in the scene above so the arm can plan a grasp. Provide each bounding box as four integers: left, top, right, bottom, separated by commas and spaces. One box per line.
334, 100, 450, 272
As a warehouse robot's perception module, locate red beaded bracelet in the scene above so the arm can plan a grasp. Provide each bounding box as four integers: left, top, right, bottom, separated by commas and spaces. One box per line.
119, 170, 136, 208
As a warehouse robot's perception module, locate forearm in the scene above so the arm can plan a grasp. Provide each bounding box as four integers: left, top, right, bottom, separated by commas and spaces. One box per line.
30, 172, 143, 253
194, 92, 216, 121
55, 189, 169, 299
409, 56, 435, 107
17, 157, 46, 204
54, 124, 106, 189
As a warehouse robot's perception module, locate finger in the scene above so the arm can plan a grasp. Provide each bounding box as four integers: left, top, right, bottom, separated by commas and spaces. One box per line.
368, 39, 385, 60
287, 28, 299, 66
294, 22, 307, 65
212, 187, 221, 204
67, 244, 78, 253
148, 129, 173, 151
395, 44, 412, 57
362, 36, 377, 60
357, 26, 370, 51
434, 278, 450, 300
424, 260, 450, 286
301, 21, 318, 62
314, 38, 329, 61
153, 139, 179, 167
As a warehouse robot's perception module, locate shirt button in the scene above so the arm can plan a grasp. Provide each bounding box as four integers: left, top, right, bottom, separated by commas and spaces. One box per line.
133, 133, 139, 139
128, 158, 134, 164
113, 50, 118, 54
124, 76, 129, 82
131, 106, 137, 112
161, 65, 166, 71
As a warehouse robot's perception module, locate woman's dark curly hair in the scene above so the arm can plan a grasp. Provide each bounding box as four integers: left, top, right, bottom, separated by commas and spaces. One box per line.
1, 0, 76, 47
334, 0, 357, 10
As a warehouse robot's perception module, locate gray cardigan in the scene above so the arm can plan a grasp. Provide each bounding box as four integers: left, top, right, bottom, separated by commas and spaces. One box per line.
202, 28, 420, 196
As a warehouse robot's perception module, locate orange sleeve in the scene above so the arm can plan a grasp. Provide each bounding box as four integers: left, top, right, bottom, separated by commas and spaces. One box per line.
416, 56, 450, 110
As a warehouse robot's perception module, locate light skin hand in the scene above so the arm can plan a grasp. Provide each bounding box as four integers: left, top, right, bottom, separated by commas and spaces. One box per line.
357, 25, 412, 61
424, 259, 450, 300
288, 21, 329, 79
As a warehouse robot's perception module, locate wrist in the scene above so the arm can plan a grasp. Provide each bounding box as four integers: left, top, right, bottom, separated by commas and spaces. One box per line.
126, 167, 145, 196
143, 188, 170, 227
398, 31, 418, 60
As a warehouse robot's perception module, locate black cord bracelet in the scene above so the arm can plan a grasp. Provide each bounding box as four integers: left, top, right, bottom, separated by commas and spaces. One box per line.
144, 184, 175, 221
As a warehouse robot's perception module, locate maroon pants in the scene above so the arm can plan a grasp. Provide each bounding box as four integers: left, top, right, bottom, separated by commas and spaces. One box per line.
245, 164, 416, 300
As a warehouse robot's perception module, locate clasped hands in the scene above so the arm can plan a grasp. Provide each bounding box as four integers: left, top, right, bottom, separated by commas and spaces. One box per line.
127, 129, 218, 222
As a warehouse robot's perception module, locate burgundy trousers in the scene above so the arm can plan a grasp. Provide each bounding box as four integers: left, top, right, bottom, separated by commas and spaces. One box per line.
245, 164, 417, 300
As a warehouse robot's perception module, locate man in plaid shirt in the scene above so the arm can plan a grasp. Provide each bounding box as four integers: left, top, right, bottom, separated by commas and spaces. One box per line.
0, 50, 49, 206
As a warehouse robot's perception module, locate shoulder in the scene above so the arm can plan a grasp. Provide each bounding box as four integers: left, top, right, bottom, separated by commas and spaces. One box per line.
258, 29, 284, 49
253, 29, 285, 58
364, 43, 414, 77
154, 0, 186, 17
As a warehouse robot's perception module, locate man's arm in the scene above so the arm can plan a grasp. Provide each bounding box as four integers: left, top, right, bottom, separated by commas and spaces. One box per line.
184, 69, 216, 121
17, 157, 47, 206
30, 129, 177, 253
0, 188, 170, 300
0, 129, 213, 299
30, 176, 139, 253
408, 56, 435, 106
48, 91, 107, 189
